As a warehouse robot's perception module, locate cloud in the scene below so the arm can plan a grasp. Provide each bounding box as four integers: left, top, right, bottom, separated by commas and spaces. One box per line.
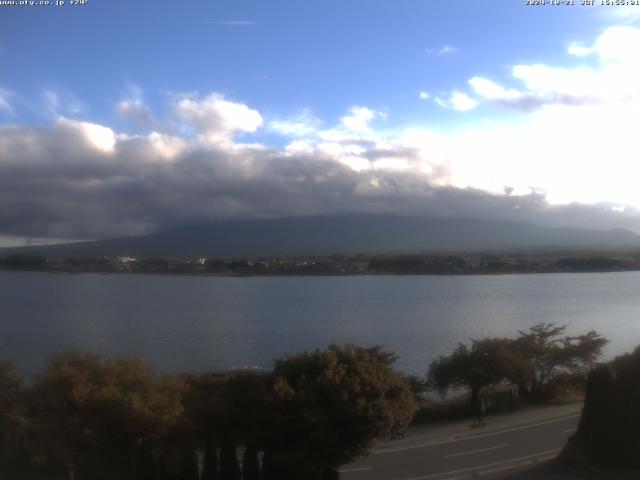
339, 106, 380, 133
457, 26, 640, 112
2, 107, 638, 241
435, 91, 478, 112
42, 89, 88, 116
57, 117, 117, 152
174, 93, 263, 144
567, 42, 592, 57
466, 76, 589, 111
468, 77, 523, 102
419, 91, 431, 100
116, 99, 154, 126
425, 45, 459, 56
600, 5, 640, 23
43, 90, 59, 110
3, 25, 640, 241
0, 88, 13, 114
437, 45, 458, 56
2, 92, 639, 241
268, 110, 322, 137
403, 91, 640, 207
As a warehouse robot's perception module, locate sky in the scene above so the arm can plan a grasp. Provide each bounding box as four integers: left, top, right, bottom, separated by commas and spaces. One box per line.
1, 0, 640, 244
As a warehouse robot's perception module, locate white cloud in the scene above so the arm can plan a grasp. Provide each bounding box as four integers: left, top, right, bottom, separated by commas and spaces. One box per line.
0, 235, 86, 248
437, 45, 458, 56
419, 91, 431, 100
0, 88, 13, 114
175, 93, 263, 144
268, 110, 322, 137
117, 99, 154, 126
1, 84, 640, 240
405, 94, 640, 207
4, 25, 640, 240
43, 90, 59, 110
426, 45, 459, 56
459, 25, 640, 112
119, 131, 187, 161
567, 42, 592, 57
468, 77, 523, 101
601, 5, 640, 23
591, 25, 640, 63
339, 106, 379, 133
57, 117, 116, 153
511, 64, 601, 98
435, 91, 478, 112
42, 89, 88, 116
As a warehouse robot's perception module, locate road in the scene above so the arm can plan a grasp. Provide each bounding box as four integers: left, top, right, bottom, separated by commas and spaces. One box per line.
339, 404, 582, 480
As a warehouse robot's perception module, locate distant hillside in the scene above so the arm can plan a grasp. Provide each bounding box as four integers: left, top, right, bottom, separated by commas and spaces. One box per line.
3, 215, 640, 258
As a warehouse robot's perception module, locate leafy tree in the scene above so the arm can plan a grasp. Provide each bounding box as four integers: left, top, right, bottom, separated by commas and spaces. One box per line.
428, 338, 527, 412
219, 434, 241, 480
570, 346, 640, 467
513, 323, 607, 396
268, 344, 416, 478
0, 361, 39, 479
201, 435, 219, 480
182, 372, 226, 480
30, 352, 188, 480
405, 374, 428, 398
242, 445, 260, 480
222, 373, 271, 450
184, 371, 270, 480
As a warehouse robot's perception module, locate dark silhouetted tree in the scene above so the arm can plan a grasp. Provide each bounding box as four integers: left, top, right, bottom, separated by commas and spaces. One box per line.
201, 435, 219, 480
219, 434, 241, 480
513, 323, 607, 396
268, 344, 417, 478
183, 373, 227, 480
429, 338, 527, 413
30, 352, 187, 480
569, 346, 640, 467
242, 445, 260, 480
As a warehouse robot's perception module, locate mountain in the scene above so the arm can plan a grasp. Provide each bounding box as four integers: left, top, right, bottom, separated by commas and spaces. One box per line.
3, 215, 640, 258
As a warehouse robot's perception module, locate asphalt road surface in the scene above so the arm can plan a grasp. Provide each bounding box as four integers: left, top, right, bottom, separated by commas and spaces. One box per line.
340, 408, 581, 480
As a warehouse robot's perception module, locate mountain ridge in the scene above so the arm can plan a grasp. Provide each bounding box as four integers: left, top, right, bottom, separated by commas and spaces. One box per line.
2, 215, 639, 258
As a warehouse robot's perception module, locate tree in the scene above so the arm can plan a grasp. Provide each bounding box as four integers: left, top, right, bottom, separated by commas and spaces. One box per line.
428, 338, 526, 413
0, 361, 38, 479
30, 352, 188, 480
569, 346, 640, 467
184, 371, 271, 480
268, 344, 416, 479
218, 434, 240, 480
183, 373, 227, 480
201, 435, 219, 480
513, 323, 608, 396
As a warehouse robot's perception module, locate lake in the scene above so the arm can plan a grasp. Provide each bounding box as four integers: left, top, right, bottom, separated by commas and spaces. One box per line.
1, 270, 640, 376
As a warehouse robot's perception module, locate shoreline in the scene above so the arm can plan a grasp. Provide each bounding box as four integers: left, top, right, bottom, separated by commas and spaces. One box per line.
2, 266, 640, 278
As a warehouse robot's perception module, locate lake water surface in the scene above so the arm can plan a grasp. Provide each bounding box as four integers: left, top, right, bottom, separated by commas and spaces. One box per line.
2, 270, 640, 376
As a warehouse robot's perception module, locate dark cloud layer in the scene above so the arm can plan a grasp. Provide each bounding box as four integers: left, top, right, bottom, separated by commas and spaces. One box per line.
0, 116, 638, 241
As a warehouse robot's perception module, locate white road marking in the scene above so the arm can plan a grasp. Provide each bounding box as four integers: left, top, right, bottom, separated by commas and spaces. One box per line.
401, 448, 561, 480
339, 466, 372, 473
375, 414, 579, 454
562, 427, 577, 434
478, 463, 522, 476
376, 439, 447, 454
444, 444, 508, 459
